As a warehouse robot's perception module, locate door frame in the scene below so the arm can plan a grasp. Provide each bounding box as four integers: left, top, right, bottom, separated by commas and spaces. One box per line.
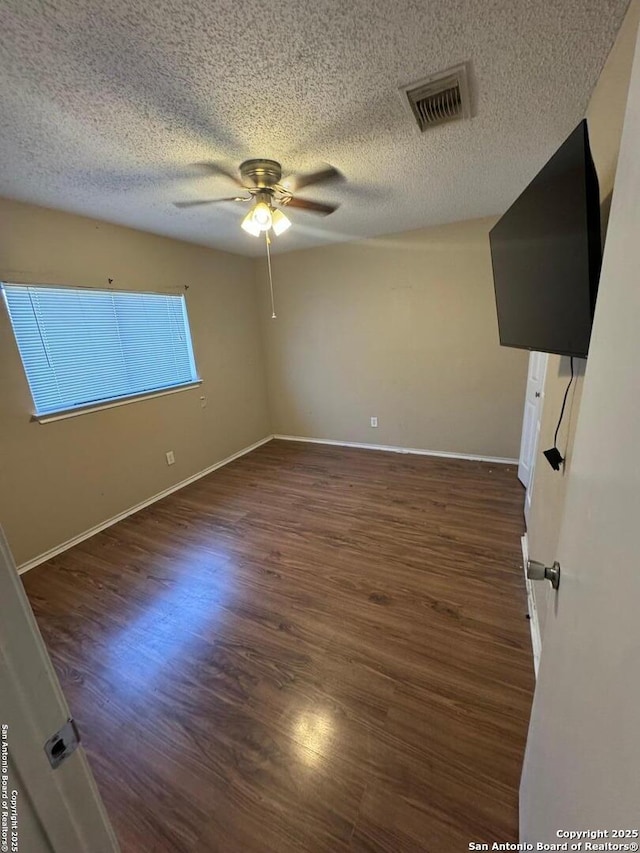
519, 351, 549, 523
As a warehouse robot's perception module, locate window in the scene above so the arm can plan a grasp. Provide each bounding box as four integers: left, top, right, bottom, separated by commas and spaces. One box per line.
2, 284, 199, 418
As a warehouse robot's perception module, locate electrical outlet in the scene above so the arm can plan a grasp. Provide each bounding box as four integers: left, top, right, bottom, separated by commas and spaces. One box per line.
200, 395, 207, 409
370, 417, 378, 428
166, 451, 175, 465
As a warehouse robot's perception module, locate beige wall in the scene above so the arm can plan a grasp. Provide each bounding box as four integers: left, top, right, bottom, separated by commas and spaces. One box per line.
0, 198, 271, 566
528, 0, 640, 637
257, 217, 529, 459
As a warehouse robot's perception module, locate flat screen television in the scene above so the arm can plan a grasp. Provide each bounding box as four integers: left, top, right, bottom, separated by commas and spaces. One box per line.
489, 119, 602, 359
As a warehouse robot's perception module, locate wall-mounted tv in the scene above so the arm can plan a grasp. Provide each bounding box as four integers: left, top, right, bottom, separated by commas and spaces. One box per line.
489, 120, 602, 359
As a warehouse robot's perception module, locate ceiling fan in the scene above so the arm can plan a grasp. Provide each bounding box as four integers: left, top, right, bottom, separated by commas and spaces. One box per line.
173, 158, 342, 238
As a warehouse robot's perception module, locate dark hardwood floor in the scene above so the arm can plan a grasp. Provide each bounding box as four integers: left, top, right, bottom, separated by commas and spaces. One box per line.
23, 439, 534, 852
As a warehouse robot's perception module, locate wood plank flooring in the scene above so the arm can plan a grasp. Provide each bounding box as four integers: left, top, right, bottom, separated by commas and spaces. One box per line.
22, 439, 534, 852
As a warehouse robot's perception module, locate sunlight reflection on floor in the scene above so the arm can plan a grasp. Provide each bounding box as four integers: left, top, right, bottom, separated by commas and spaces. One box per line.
104, 553, 233, 693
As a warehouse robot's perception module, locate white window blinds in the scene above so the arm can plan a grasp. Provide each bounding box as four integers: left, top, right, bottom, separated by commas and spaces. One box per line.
2, 285, 199, 416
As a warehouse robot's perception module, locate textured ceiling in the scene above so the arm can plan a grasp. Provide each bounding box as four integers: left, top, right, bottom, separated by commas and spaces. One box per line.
0, 0, 630, 256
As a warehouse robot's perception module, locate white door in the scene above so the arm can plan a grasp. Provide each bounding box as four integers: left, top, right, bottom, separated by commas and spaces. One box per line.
520, 23, 640, 840
0, 527, 119, 852
518, 351, 548, 513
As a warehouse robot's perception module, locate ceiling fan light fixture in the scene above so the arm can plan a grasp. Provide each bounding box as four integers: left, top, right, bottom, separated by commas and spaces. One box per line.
252, 201, 273, 231
241, 209, 262, 237
271, 208, 292, 236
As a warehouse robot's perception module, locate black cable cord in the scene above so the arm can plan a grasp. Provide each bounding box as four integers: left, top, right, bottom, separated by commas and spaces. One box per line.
553, 356, 575, 451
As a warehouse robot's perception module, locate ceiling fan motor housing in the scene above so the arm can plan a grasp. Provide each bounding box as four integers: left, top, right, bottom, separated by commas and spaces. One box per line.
240, 159, 283, 188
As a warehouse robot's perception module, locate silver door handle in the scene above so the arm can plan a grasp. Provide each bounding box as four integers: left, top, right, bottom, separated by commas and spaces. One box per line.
527, 559, 561, 590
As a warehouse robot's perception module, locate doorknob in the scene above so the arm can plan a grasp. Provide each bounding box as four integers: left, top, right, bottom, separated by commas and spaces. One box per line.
527, 559, 561, 590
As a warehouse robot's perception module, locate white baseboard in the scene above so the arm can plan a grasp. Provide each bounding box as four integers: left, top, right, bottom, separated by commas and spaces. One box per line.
18, 435, 274, 575
273, 434, 518, 465
521, 532, 541, 678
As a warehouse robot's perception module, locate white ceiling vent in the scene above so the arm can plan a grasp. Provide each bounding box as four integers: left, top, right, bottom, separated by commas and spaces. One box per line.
400, 64, 471, 132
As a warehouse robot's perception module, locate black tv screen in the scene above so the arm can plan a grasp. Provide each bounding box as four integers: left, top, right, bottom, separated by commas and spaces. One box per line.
489, 120, 601, 359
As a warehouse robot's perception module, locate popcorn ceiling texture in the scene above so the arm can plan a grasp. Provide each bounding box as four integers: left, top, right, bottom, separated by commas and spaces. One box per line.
0, 0, 630, 256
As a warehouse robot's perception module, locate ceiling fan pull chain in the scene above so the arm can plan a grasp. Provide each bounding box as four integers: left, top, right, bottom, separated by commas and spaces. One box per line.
265, 232, 277, 319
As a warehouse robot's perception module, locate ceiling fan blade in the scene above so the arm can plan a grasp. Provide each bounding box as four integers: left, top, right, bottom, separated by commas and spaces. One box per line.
284, 165, 343, 192
194, 162, 244, 186
173, 197, 248, 208
286, 197, 339, 216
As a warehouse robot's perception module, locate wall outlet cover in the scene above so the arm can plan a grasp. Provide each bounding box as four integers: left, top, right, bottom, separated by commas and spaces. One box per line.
166, 451, 175, 465
370, 417, 378, 428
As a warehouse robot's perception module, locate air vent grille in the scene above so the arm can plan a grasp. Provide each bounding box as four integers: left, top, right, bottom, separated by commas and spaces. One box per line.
401, 64, 471, 132
415, 85, 461, 127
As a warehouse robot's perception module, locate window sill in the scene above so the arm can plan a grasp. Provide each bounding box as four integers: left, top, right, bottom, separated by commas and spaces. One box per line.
31, 380, 203, 424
